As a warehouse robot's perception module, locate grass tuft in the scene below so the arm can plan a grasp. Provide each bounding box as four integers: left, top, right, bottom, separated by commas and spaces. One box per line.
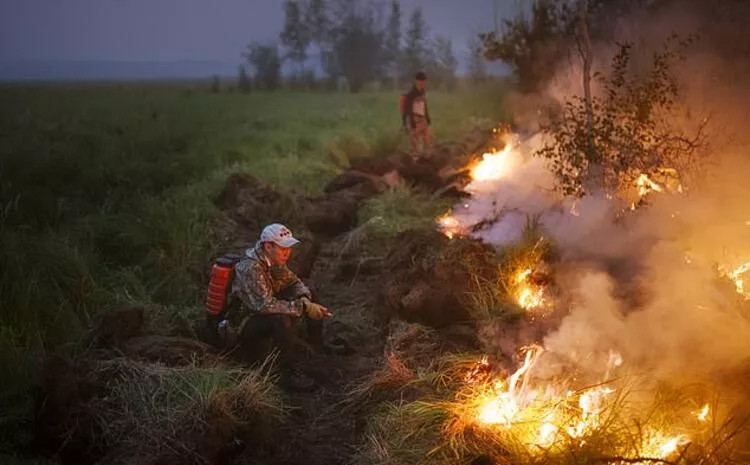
359, 185, 454, 237
92, 354, 286, 463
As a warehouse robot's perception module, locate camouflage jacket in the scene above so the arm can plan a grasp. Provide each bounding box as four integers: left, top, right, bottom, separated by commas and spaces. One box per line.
228, 245, 311, 323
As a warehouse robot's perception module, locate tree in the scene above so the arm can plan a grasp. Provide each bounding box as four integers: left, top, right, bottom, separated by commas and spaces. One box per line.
430, 36, 458, 90
537, 37, 706, 197
280, 0, 311, 75
384, 0, 403, 86
329, 8, 384, 92
481, 0, 566, 92
237, 65, 251, 93
210, 75, 220, 93
402, 8, 430, 79
244, 42, 282, 90
467, 35, 488, 83
305, 0, 329, 45
481, 0, 663, 93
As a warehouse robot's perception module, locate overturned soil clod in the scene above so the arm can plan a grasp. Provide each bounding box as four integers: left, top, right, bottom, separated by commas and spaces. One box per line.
383, 228, 498, 328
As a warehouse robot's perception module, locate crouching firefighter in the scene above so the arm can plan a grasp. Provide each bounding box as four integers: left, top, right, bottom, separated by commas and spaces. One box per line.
208, 223, 334, 390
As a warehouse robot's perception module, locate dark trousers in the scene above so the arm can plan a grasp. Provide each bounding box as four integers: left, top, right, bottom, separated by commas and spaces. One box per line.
239, 314, 323, 367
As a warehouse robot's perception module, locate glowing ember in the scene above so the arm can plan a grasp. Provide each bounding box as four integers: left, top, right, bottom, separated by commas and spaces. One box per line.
697, 404, 710, 422
636, 173, 664, 197
470, 145, 513, 182
437, 214, 462, 239
464, 356, 491, 384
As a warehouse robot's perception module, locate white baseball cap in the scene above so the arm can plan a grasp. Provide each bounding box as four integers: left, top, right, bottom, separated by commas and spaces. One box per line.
260, 223, 300, 248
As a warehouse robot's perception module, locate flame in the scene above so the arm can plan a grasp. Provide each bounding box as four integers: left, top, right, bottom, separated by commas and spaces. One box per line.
641, 432, 690, 459
478, 346, 543, 426
659, 435, 689, 457
514, 267, 546, 310
515, 268, 532, 284
565, 386, 615, 438
518, 286, 545, 309
697, 404, 710, 422
537, 415, 558, 447
468, 347, 702, 458
636, 173, 664, 197
720, 261, 750, 298
470, 145, 513, 182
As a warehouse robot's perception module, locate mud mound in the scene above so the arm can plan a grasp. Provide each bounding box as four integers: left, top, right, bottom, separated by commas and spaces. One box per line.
305, 181, 384, 237
214, 173, 306, 238
383, 228, 498, 328
120, 335, 213, 366
309, 128, 495, 238
33, 358, 104, 464
97, 306, 144, 345
212, 172, 320, 277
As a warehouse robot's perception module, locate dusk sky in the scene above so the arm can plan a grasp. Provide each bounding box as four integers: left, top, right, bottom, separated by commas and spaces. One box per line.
0, 0, 517, 78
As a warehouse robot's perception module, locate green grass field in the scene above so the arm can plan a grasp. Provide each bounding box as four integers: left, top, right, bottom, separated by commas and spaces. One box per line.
0, 83, 509, 453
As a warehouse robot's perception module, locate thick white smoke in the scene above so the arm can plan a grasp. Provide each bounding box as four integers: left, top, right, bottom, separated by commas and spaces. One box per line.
457, 4, 750, 389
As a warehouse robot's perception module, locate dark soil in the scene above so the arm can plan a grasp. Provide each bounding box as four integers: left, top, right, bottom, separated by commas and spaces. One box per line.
247, 236, 389, 465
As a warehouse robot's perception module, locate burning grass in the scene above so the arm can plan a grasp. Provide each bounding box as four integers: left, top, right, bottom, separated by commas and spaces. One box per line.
359, 351, 747, 465
467, 217, 555, 321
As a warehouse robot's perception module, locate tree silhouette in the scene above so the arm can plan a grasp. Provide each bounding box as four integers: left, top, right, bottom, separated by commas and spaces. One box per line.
244, 42, 282, 91
280, 0, 311, 76
402, 8, 430, 79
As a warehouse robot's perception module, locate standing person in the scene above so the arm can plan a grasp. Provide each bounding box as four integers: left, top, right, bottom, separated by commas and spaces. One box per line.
223, 223, 333, 391
401, 71, 434, 156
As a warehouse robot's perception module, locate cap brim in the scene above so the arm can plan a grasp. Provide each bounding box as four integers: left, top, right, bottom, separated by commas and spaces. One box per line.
276, 237, 300, 248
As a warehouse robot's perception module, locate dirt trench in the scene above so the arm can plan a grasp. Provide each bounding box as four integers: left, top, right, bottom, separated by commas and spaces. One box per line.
251, 236, 389, 465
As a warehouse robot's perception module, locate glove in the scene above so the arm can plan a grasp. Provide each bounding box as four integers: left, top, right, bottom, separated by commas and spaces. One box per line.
300, 297, 332, 320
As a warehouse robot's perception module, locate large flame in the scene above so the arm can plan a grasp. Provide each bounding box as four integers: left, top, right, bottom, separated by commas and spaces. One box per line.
470, 145, 514, 182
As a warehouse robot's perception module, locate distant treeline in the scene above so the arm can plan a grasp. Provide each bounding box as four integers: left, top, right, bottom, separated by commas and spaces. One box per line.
225, 0, 490, 93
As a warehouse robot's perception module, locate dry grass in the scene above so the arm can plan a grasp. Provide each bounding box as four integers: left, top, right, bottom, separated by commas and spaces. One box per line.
91, 354, 286, 464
